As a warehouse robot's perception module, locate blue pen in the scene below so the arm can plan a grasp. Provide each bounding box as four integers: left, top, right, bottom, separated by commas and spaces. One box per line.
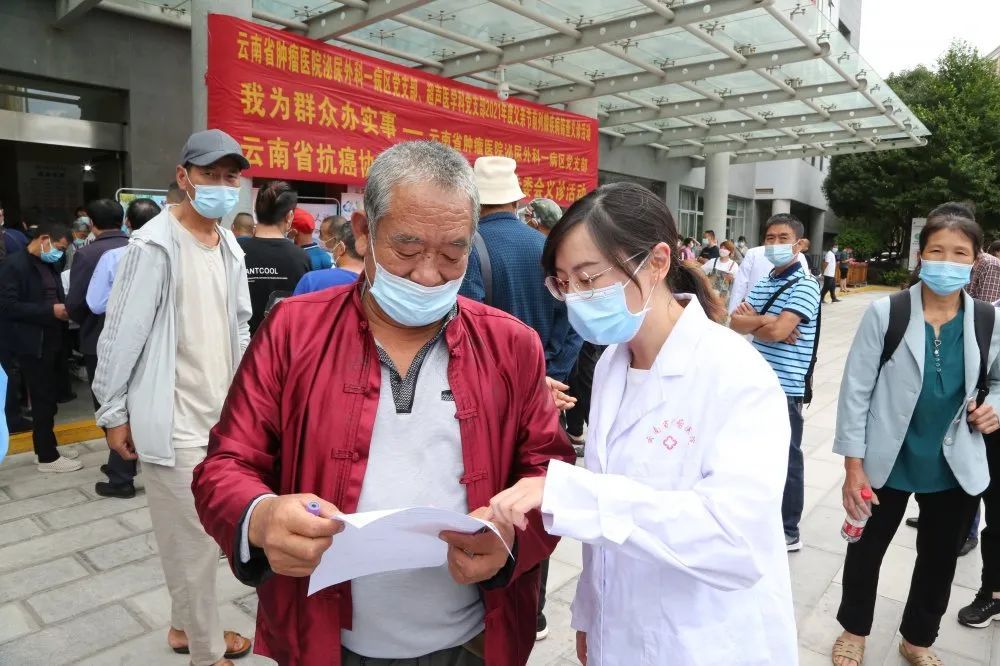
306, 501, 321, 517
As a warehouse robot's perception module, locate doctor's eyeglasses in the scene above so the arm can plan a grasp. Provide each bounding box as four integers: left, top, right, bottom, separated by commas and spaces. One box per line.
544, 252, 645, 301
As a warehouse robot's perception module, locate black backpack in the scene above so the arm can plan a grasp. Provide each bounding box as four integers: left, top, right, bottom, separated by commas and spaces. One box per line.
757, 276, 822, 405
877, 290, 995, 409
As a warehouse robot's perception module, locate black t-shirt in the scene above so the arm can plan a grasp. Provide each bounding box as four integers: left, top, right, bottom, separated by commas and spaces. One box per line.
238, 237, 311, 335
699, 245, 720, 260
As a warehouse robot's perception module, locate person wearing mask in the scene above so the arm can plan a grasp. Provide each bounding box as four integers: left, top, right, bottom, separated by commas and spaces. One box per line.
92, 129, 253, 666
288, 208, 332, 271
697, 229, 720, 263
735, 236, 749, 263
87, 199, 161, 317
82, 198, 161, 497
231, 212, 255, 239
318, 214, 345, 254
292, 216, 364, 295
523, 198, 562, 236
830, 203, 1000, 666
65, 218, 92, 269
459, 156, 583, 640
727, 242, 811, 315
702, 239, 739, 304
0, 200, 34, 436
680, 237, 697, 262
239, 182, 310, 335
731, 214, 821, 552
190, 141, 574, 666
486, 182, 796, 665
822, 243, 841, 303
0, 223, 81, 472
839, 246, 853, 293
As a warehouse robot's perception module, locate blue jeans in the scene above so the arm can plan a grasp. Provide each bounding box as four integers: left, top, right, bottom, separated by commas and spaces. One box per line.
783, 397, 805, 539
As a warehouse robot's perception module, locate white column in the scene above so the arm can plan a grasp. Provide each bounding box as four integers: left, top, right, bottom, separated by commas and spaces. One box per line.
771, 199, 792, 216
703, 152, 730, 237
191, 0, 253, 227
565, 100, 600, 118
810, 209, 826, 251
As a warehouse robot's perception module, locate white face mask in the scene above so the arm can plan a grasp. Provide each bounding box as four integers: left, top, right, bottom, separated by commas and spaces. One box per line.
719, 249, 731, 258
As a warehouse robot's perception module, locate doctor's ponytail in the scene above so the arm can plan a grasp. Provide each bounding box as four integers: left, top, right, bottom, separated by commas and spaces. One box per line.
542, 182, 726, 323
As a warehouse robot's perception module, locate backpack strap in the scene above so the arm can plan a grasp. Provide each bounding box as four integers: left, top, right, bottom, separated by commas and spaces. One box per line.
472, 231, 493, 306
758, 277, 802, 316
804, 302, 821, 405
973, 299, 996, 404
877, 290, 911, 381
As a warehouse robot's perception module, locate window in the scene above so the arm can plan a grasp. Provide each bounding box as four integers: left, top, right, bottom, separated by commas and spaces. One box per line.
726, 196, 750, 242
838, 20, 852, 43
678, 187, 704, 239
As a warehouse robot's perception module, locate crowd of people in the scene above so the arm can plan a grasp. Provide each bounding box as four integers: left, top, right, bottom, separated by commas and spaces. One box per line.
1, 129, 999, 666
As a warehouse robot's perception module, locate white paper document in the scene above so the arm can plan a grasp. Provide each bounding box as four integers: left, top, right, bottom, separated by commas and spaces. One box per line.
307, 507, 511, 595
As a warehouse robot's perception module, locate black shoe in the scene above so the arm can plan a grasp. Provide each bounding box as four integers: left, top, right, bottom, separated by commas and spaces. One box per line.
958, 593, 1000, 628
959, 536, 980, 557
8, 418, 33, 434
94, 482, 136, 499
536, 614, 548, 641
905, 517, 919, 528
100, 464, 109, 476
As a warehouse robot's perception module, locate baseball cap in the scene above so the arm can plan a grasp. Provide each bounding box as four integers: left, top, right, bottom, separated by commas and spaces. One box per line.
290, 208, 315, 236
180, 129, 250, 170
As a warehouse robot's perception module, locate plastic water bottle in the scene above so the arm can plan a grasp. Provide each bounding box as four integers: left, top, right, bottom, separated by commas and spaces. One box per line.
841, 487, 874, 543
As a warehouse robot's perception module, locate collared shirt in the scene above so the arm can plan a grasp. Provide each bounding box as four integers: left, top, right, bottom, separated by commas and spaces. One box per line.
746, 263, 821, 397
303, 243, 333, 271
459, 211, 582, 381
86, 246, 126, 315
969, 253, 1000, 303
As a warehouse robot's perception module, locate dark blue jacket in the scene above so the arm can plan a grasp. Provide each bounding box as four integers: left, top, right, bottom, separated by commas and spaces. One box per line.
460, 211, 582, 382
66, 230, 129, 355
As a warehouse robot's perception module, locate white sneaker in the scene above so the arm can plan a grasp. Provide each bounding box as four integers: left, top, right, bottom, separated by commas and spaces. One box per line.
35, 447, 80, 462
37, 456, 83, 473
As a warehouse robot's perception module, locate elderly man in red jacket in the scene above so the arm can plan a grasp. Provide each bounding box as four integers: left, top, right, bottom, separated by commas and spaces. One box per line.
192, 140, 574, 666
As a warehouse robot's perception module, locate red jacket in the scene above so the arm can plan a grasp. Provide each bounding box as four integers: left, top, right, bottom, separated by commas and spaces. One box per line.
193, 284, 574, 666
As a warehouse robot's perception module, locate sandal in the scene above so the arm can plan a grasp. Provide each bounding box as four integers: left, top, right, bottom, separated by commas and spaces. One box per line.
172, 631, 252, 660
899, 642, 943, 666
831, 637, 865, 665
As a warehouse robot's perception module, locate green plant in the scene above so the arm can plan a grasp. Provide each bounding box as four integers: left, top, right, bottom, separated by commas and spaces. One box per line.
879, 269, 911, 287
835, 225, 881, 261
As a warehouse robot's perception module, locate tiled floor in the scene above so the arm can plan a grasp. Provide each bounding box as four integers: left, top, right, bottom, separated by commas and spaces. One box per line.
0, 289, 994, 665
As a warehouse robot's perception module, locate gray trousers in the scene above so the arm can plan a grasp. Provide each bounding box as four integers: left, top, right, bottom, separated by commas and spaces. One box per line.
341, 645, 483, 666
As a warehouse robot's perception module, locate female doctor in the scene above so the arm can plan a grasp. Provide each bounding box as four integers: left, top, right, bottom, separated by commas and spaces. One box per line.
489, 182, 798, 665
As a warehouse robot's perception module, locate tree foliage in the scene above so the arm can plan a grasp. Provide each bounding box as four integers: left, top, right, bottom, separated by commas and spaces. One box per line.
823, 42, 1000, 243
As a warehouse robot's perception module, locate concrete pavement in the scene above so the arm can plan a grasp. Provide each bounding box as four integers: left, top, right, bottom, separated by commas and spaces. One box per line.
0, 288, 994, 665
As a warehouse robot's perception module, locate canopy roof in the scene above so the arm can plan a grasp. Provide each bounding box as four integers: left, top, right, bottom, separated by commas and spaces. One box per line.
79, 0, 929, 163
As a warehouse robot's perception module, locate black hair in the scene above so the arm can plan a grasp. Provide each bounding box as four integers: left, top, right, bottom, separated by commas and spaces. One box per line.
738, 236, 747, 243
682, 237, 695, 246
704, 229, 715, 239
74, 206, 87, 218
86, 199, 125, 231
763, 213, 806, 240
334, 217, 362, 260
34, 222, 70, 243
987, 240, 1000, 256
125, 198, 161, 231
542, 182, 725, 323
254, 181, 298, 225
919, 202, 982, 255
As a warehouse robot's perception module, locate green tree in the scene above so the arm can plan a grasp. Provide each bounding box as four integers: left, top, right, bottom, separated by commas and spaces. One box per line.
823, 42, 1000, 243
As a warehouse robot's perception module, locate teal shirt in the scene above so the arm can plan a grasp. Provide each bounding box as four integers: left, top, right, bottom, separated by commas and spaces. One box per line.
886, 312, 964, 493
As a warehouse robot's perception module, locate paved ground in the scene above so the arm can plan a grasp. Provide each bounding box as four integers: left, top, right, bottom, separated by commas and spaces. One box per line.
0, 288, 994, 665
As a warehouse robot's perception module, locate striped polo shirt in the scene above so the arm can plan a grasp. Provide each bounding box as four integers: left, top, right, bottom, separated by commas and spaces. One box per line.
747, 263, 821, 397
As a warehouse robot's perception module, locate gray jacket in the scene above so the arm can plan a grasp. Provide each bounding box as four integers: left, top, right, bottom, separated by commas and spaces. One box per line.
92, 208, 252, 467
834, 283, 1000, 495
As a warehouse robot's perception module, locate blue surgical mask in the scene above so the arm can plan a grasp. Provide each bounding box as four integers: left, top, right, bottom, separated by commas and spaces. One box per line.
366, 242, 463, 327
121, 224, 130, 236
765, 243, 796, 266
185, 171, 240, 219
40, 240, 63, 264
919, 260, 972, 296
565, 257, 653, 345
72, 238, 87, 248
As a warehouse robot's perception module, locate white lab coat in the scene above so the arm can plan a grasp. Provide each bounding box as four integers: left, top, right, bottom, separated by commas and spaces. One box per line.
541, 296, 798, 666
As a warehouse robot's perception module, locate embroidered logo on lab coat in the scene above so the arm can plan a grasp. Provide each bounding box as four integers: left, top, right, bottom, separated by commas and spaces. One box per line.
646, 418, 697, 451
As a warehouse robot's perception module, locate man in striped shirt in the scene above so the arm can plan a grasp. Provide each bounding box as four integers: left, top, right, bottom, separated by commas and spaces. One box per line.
731, 213, 820, 553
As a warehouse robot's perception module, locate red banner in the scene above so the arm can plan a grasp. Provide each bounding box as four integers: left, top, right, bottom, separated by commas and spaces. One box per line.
206, 15, 598, 207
